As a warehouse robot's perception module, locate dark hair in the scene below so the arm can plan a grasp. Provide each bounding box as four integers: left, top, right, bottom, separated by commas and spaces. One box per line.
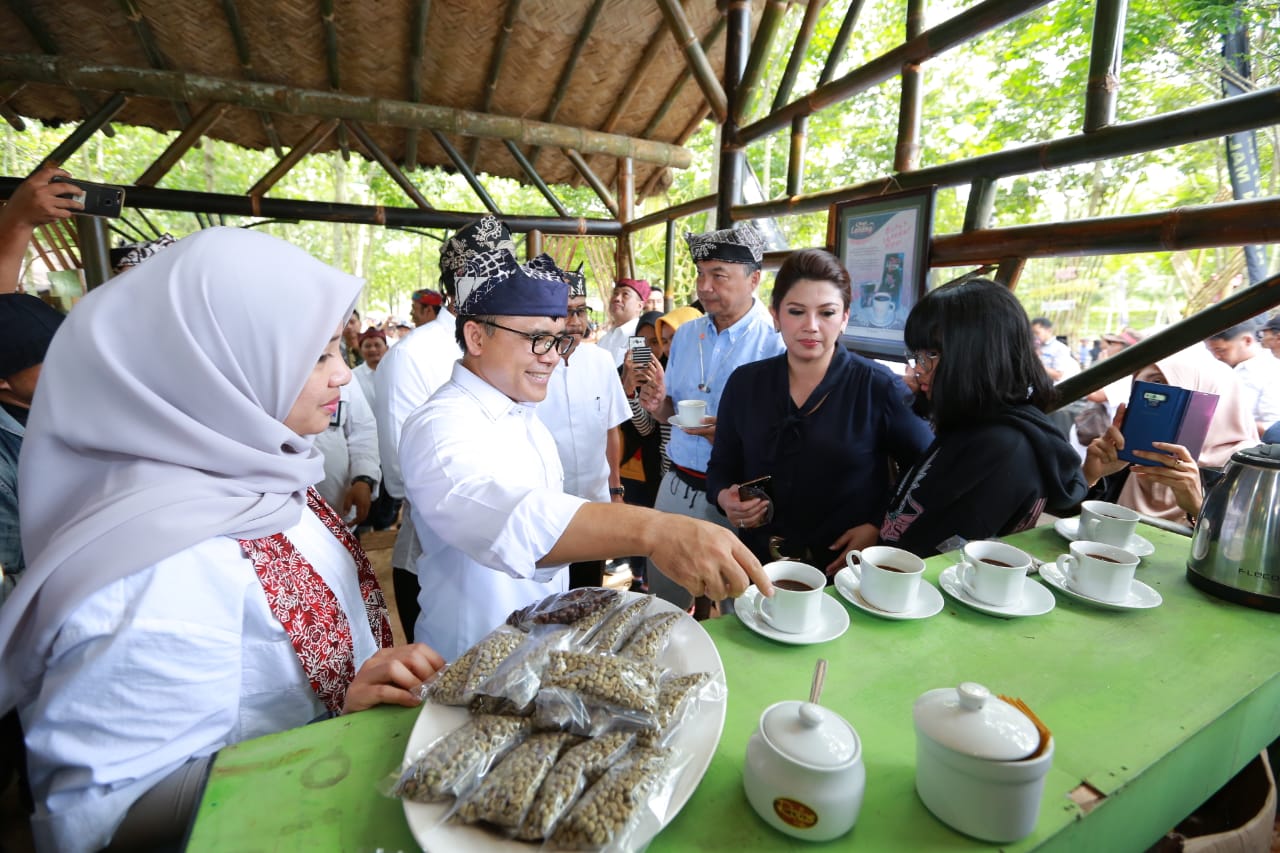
1030, 316, 1051, 329
904, 278, 1055, 431
455, 314, 497, 351
770, 249, 852, 311
1208, 319, 1258, 341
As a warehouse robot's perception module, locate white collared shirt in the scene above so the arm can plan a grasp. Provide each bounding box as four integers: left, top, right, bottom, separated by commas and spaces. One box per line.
21, 511, 378, 853
535, 342, 631, 502
313, 381, 381, 517
1234, 351, 1280, 427
374, 309, 461, 571
597, 316, 639, 367
400, 361, 587, 660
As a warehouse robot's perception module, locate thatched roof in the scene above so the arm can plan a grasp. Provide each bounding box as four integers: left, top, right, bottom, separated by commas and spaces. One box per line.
0, 0, 766, 202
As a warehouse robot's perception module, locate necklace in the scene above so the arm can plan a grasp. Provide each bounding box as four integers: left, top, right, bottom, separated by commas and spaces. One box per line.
697, 319, 745, 392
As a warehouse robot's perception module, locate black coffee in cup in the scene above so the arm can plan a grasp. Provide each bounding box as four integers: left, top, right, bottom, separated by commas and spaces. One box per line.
775, 579, 815, 592
980, 559, 1014, 568
1086, 553, 1123, 564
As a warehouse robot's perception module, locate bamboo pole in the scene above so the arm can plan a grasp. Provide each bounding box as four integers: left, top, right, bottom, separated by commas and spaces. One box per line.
136, 102, 230, 187
346, 120, 434, 210
403, 0, 431, 168
739, 0, 1052, 145
894, 0, 925, 172
8, 0, 116, 137
248, 119, 339, 198
1084, 0, 1127, 132
736, 0, 788, 125
0, 105, 24, 132
616, 156, 634, 279
625, 193, 717, 233
718, 0, 750, 228
219, 0, 283, 155
654, 0, 729, 124
468, 0, 523, 167
930, 196, 1280, 266
664, 218, 676, 310
641, 19, 727, 138
787, 115, 807, 196
527, 228, 543, 259
564, 149, 619, 218
0, 54, 695, 170
77, 214, 109, 287
818, 0, 866, 86
503, 140, 569, 217
528, 0, 608, 169
962, 177, 996, 232
772, 0, 826, 113
319, 0, 350, 161
602, 18, 668, 134
432, 130, 501, 215
734, 82, 1280, 221
117, 0, 192, 126
0, 177, 623, 235
994, 257, 1025, 288
38, 93, 128, 172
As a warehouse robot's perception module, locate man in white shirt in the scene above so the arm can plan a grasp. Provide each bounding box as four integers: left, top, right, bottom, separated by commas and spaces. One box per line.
400, 246, 770, 660
1031, 317, 1080, 382
1206, 320, 1280, 437
410, 288, 443, 327
313, 381, 380, 527
535, 265, 631, 587
374, 218, 507, 640
636, 222, 785, 611
597, 278, 651, 366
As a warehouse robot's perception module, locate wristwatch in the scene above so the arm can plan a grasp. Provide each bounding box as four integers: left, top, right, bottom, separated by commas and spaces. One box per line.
609, 487, 626, 497
352, 475, 378, 490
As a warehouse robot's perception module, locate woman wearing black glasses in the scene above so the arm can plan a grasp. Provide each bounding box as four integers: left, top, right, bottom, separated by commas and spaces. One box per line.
880, 278, 1088, 557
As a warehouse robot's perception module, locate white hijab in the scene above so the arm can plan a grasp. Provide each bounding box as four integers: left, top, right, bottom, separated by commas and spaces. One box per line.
1, 227, 363, 711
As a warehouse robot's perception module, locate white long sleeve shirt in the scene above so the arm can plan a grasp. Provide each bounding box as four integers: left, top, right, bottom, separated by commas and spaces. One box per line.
535, 342, 631, 503
373, 309, 461, 571
20, 511, 378, 853
400, 361, 586, 660
313, 381, 381, 517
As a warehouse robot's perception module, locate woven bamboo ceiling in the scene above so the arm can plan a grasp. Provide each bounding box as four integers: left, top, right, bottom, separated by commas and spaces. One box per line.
0, 0, 769, 207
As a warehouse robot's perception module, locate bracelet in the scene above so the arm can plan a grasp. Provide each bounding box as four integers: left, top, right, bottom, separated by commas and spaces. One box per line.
609, 487, 626, 496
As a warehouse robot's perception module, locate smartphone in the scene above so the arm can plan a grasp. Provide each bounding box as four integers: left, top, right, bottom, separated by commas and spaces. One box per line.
51, 176, 126, 218
328, 399, 346, 429
628, 335, 652, 366
738, 475, 773, 503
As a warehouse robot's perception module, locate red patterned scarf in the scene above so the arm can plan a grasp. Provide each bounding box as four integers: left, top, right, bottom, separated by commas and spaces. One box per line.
239, 487, 394, 715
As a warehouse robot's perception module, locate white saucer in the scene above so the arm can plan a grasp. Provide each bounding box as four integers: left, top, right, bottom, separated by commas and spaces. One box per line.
1039, 561, 1163, 611
832, 567, 944, 621
937, 566, 1056, 619
736, 586, 850, 645
665, 415, 705, 430
1054, 517, 1155, 557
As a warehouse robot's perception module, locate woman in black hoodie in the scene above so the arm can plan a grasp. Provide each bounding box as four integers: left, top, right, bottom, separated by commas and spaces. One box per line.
879, 278, 1088, 558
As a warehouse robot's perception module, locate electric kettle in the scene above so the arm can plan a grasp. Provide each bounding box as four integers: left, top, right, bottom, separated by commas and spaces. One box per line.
1186, 443, 1280, 612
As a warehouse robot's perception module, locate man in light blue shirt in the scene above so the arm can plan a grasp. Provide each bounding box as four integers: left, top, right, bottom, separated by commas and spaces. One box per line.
637, 222, 784, 609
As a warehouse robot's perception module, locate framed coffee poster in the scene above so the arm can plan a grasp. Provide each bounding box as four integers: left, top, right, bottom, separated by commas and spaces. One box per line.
828, 186, 935, 360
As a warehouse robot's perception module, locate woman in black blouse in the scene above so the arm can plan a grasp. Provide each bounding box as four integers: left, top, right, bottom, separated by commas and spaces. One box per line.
707, 249, 933, 576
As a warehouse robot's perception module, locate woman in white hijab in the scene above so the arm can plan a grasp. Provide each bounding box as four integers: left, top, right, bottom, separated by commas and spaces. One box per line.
1084, 346, 1258, 522
0, 228, 444, 852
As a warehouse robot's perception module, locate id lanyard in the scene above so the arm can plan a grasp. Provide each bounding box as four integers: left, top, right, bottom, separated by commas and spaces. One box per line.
696, 320, 743, 392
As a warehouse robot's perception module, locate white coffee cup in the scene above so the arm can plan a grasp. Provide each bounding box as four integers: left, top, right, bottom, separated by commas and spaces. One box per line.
1078, 500, 1140, 549
871, 292, 896, 321
957, 540, 1032, 607
676, 399, 707, 428
844, 546, 925, 612
1057, 540, 1139, 603
754, 561, 826, 633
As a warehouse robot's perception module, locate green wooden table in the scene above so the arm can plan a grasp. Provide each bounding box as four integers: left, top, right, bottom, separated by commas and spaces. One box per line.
186, 525, 1280, 852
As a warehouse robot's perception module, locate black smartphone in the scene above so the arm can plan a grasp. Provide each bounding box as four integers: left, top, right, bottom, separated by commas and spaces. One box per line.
738, 475, 773, 503
628, 335, 652, 366
328, 399, 345, 428
51, 176, 126, 218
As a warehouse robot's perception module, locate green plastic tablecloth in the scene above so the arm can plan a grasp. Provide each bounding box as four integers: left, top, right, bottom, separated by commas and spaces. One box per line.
186, 524, 1280, 852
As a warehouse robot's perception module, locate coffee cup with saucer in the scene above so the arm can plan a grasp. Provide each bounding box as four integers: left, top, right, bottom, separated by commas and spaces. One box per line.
938, 565, 1055, 619
672, 399, 707, 429
835, 546, 943, 620
1039, 545, 1162, 611
737, 567, 850, 645
1054, 512, 1155, 558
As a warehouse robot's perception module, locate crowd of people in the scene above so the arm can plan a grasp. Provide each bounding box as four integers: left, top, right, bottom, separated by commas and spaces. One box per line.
0, 167, 1273, 852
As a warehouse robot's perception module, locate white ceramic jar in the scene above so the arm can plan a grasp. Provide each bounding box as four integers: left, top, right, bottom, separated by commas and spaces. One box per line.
913, 682, 1054, 843
743, 700, 865, 842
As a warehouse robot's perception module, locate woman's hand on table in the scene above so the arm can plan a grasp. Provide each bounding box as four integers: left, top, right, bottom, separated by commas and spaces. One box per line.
717, 487, 769, 530
1083, 404, 1130, 486
342, 644, 446, 714
1131, 441, 1204, 518
826, 523, 880, 575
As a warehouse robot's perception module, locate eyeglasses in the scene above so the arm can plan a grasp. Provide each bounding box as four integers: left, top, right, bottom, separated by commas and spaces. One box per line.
480, 319, 575, 356
566, 307, 590, 318
905, 349, 941, 373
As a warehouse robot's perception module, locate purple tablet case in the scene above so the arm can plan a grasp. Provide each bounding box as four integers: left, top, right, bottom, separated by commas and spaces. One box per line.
1118, 380, 1219, 465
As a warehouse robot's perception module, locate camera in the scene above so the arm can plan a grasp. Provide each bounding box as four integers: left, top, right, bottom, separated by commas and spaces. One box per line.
51, 176, 126, 218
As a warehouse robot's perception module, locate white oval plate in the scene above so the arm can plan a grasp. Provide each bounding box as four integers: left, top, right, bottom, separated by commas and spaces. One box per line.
1039, 561, 1163, 611
401, 592, 726, 851
1054, 517, 1155, 557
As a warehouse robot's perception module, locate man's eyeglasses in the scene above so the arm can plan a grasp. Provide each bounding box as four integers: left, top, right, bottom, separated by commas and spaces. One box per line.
566, 307, 590, 319
480, 320, 575, 356
905, 349, 941, 373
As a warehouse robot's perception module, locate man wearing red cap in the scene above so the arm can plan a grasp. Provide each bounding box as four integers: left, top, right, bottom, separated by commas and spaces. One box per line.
410, 288, 443, 327
598, 278, 652, 367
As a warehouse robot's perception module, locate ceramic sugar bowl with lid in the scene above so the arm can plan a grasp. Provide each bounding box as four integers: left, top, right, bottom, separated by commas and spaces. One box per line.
913, 682, 1054, 843
743, 700, 865, 841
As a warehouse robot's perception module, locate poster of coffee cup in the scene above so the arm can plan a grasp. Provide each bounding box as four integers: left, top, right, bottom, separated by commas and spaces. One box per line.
828, 187, 936, 361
